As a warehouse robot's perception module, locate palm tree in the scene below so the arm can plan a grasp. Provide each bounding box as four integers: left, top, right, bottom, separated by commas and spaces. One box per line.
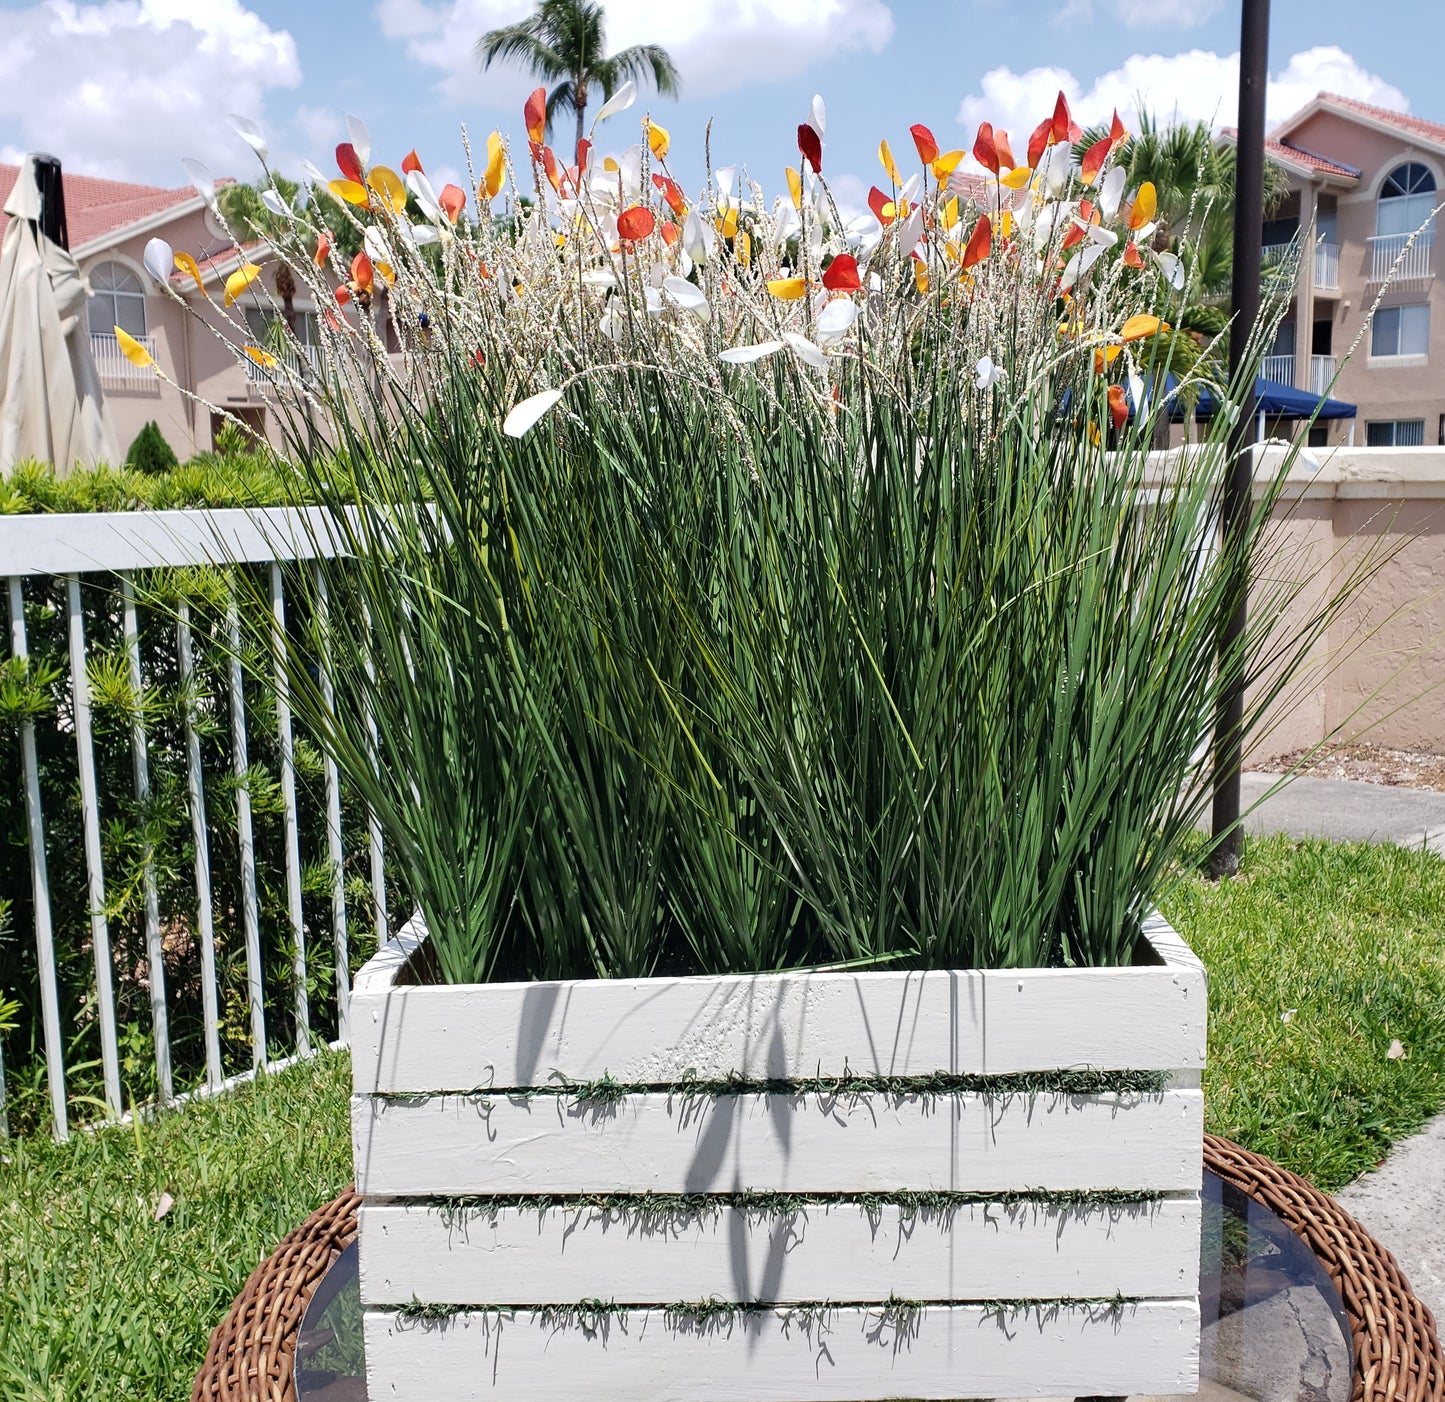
1076, 112, 1290, 296
476, 0, 680, 156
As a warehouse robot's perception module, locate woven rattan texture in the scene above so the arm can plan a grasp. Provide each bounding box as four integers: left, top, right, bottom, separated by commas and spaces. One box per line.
191, 1188, 360, 1402
1206, 1133, 1445, 1402
192, 1141, 1443, 1402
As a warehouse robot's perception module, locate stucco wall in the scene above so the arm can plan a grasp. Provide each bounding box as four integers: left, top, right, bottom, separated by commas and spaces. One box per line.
1243, 446, 1445, 756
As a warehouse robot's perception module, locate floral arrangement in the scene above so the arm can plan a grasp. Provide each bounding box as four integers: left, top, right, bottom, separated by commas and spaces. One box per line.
114, 87, 1330, 985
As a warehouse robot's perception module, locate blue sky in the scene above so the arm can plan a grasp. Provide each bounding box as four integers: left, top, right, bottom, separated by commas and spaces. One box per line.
1, 0, 1442, 214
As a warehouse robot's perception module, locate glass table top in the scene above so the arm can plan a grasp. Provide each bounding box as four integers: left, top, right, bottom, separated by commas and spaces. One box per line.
296, 1168, 1352, 1402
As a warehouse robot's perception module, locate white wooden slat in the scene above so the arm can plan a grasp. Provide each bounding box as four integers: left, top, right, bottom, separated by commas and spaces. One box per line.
314, 566, 349, 1038
7, 578, 67, 1139
121, 574, 172, 1103
358, 1195, 1202, 1307
362, 1300, 1201, 1401
269, 563, 309, 1054
66, 574, 122, 1120
226, 592, 266, 1069
352, 1088, 1203, 1198
178, 601, 223, 1090
350, 916, 1204, 1095
0, 506, 357, 577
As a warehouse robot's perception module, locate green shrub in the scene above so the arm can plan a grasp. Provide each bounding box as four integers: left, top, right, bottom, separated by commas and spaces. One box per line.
125, 421, 179, 476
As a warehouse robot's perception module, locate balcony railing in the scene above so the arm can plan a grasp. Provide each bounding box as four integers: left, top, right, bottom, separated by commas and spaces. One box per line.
1310, 355, 1337, 397
1262, 353, 1295, 385
245, 343, 319, 387
1368, 231, 1434, 284
1262, 243, 1297, 288
1313, 242, 1340, 292
90, 331, 159, 388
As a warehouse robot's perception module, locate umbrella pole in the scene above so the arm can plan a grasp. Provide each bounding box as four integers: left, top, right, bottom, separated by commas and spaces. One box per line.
1210, 0, 1270, 878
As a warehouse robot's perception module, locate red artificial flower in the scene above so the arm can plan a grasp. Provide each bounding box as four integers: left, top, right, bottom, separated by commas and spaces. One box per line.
438, 184, 467, 223
822, 253, 862, 291
972, 122, 1000, 176
797, 122, 823, 174
962, 214, 992, 271
401, 149, 423, 175
617, 205, 656, 241
336, 143, 364, 184
1108, 383, 1129, 431
910, 123, 939, 165
524, 87, 546, 145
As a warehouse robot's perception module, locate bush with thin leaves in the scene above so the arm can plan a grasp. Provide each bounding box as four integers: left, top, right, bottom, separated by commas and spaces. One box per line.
153, 88, 1368, 982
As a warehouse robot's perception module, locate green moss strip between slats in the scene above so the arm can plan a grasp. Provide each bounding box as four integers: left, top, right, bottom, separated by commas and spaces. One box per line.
392, 1292, 1138, 1331
378, 1066, 1173, 1106
427, 1185, 1165, 1231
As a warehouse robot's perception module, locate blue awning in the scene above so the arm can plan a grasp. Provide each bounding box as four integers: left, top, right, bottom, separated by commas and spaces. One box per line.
1163, 374, 1357, 421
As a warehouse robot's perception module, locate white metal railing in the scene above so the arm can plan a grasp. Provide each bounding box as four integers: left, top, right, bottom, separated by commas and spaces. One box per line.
0, 508, 384, 1141
1314, 242, 1340, 292
90, 331, 159, 388
246, 343, 319, 385
1310, 355, 1337, 397
1369, 231, 1434, 283
1262, 354, 1295, 385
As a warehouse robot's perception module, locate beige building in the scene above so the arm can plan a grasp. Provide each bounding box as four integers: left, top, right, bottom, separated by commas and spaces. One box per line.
0, 164, 313, 462
1228, 93, 1445, 448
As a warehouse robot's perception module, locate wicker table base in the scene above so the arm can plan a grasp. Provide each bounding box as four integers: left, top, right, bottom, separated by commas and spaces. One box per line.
192, 1136, 1444, 1402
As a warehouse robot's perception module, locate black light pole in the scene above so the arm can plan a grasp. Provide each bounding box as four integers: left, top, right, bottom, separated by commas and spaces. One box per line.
1210, 0, 1270, 878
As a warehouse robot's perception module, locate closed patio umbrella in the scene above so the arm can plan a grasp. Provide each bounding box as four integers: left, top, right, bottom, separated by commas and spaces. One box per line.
0, 154, 117, 476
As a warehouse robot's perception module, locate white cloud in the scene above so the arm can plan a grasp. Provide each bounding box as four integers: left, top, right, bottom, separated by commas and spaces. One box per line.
955, 45, 1407, 143
1054, 0, 1223, 29
377, 0, 894, 108
0, 1, 300, 184
294, 106, 344, 155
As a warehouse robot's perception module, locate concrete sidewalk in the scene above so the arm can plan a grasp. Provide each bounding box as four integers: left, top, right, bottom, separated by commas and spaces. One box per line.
1234, 770, 1445, 1324
1240, 770, 1445, 855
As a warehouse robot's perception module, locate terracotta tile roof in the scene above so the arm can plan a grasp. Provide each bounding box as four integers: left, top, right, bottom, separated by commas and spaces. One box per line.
1220, 128, 1360, 180
0, 164, 199, 250
1319, 94, 1445, 148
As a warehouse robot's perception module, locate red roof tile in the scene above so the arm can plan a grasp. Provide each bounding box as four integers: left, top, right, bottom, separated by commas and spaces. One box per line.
0, 164, 198, 250
1319, 94, 1445, 149
1220, 128, 1360, 180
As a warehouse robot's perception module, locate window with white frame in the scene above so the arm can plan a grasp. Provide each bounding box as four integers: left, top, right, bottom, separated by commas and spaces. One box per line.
1376, 162, 1437, 238
86, 261, 147, 337
1365, 419, 1425, 447
1371, 303, 1430, 358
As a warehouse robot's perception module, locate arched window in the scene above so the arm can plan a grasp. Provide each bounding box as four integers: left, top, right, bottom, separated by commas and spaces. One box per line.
87, 261, 147, 337
1376, 162, 1437, 238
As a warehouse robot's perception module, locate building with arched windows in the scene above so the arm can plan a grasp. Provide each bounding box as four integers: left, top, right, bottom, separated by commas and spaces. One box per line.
0, 163, 326, 464
1226, 93, 1445, 448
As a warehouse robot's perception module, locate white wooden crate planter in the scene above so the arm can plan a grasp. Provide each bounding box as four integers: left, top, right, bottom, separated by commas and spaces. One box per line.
350, 912, 1206, 1401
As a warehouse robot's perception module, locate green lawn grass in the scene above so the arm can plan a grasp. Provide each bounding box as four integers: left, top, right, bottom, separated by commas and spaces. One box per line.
0, 1051, 352, 1402
1163, 832, 1445, 1191
2, 833, 1443, 1400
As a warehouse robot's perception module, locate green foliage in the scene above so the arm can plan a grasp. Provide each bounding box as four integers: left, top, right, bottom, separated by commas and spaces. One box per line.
258, 287, 1360, 986
124, 421, 179, 477
0, 450, 297, 514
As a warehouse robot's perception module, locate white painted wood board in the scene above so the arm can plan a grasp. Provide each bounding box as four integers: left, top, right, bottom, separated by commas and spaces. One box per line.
352, 1087, 1203, 1197
357, 1195, 1202, 1307
0, 505, 357, 576
350, 912, 1205, 1094
361, 1299, 1201, 1401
